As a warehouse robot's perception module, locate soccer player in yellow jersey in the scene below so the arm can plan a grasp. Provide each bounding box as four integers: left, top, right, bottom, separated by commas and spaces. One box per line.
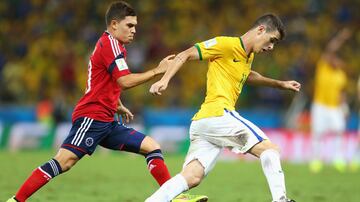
146, 14, 300, 202
309, 28, 351, 173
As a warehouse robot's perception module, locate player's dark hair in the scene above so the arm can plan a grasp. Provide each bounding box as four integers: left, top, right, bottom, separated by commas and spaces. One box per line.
252, 14, 286, 40
105, 1, 136, 26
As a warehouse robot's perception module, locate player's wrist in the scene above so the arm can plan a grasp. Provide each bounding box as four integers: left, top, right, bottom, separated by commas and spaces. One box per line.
151, 69, 157, 77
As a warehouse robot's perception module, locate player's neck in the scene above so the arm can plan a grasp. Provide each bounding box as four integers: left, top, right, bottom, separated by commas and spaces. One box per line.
241, 32, 254, 57
106, 29, 121, 43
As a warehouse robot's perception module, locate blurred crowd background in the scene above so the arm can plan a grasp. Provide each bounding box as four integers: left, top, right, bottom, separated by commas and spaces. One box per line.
0, 0, 359, 127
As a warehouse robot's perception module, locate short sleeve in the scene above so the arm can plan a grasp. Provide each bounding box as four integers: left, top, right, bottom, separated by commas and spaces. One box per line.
194, 37, 232, 60
101, 40, 131, 79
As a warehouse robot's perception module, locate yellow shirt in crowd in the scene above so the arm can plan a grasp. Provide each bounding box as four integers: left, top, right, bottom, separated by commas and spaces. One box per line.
313, 59, 347, 108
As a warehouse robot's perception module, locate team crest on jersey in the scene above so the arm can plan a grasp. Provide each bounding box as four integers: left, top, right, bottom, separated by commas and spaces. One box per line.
85, 137, 94, 147
204, 38, 217, 48
115, 58, 129, 71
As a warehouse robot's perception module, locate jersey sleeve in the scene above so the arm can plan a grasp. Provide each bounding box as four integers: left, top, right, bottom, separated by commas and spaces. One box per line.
194, 37, 233, 60
101, 40, 131, 79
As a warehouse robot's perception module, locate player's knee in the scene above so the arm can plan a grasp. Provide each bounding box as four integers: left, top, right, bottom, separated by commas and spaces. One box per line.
263, 142, 280, 154
141, 136, 161, 153
54, 149, 79, 172
148, 137, 161, 150
55, 156, 78, 172
250, 140, 281, 157
181, 160, 204, 188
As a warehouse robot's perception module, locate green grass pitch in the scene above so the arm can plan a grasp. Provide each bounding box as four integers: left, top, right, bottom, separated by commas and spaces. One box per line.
1, 151, 359, 202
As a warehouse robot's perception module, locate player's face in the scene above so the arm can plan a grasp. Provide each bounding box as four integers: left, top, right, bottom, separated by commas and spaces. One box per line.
113, 16, 137, 44
253, 26, 280, 54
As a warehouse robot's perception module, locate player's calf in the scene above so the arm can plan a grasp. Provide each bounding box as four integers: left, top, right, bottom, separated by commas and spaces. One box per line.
141, 137, 171, 186
181, 160, 205, 188
249, 140, 280, 158
12, 149, 79, 202
13, 158, 63, 202
53, 148, 80, 172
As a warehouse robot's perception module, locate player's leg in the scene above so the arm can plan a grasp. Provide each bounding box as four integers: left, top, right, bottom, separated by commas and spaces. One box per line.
9, 117, 110, 202
309, 103, 326, 172
9, 117, 93, 202
100, 123, 171, 186
140, 135, 210, 201
227, 110, 292, 202
350, 130, 360, 172
248, 140, 288, 201
139, 136, 173, 186
10, 148, 79, 202
330, 107, 347, 172
146, 135, 220, 202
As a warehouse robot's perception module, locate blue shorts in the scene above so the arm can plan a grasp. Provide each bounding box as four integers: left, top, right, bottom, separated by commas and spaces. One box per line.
61, 117, 146, 158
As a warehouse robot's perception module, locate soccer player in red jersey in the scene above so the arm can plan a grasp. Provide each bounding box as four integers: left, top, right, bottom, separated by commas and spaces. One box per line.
7, 1, 207, 202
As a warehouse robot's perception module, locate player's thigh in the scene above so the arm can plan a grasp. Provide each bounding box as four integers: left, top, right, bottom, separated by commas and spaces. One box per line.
61, 117, 112, 158
311, 103, 329, 135
183, 135, 221, 176
225, 111, 270, 153
328, 108, 346, 134
99, 123, 146, 154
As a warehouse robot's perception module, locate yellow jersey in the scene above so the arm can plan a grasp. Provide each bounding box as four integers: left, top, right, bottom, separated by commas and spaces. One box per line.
313, 59, 347, 107
192, 36, 254, 120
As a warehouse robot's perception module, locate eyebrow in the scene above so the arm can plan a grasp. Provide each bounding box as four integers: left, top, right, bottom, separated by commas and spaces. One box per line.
270, 37, 279, 43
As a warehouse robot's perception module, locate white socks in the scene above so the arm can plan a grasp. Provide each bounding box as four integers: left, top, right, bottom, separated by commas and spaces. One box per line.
145, 174, 189, 202
311, 134, 322, 160
333, 135, 343, 161
260, 149, 286, 201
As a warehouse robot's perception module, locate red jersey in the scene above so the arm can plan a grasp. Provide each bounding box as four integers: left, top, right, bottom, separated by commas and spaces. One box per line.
72, 31, 131, 122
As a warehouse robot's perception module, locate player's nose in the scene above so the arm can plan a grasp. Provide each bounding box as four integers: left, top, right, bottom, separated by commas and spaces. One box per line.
268, 44, 274, 50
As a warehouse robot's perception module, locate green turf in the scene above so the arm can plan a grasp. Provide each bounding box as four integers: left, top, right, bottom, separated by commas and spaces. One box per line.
1, 151, 359, 202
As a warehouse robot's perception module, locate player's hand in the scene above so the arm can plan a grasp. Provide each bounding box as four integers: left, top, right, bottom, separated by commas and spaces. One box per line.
280, 80, 301, 92
338, 28, 352, 40
116, 104, 134, 123
154, 54, 175, 75
149, 80, 168, 95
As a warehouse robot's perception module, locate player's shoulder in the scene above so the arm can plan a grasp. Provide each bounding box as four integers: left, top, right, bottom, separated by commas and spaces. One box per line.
98, 32, 113, 47
199, 36, 238, 49
215, 36, 239, 42
214, 36, 239, 48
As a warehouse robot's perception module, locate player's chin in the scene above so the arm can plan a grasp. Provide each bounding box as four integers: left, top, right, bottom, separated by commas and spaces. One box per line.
124, 38, 134, 44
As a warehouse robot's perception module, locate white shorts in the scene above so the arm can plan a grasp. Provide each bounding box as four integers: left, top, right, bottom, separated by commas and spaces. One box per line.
311, 103, 346, 136
183, 109, 268, 175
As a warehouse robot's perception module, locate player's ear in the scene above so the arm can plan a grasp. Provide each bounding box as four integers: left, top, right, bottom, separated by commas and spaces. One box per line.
257, 25, 266, 35
110, 19, 119, 30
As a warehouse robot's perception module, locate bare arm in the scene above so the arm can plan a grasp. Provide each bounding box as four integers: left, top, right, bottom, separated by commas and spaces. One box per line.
117, 55, 174, 89
160, 46, 199, 83
117, 69, 158, 90
247, 70, 301, 92
323, 28, 352, 60
150, 46, 200, 95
